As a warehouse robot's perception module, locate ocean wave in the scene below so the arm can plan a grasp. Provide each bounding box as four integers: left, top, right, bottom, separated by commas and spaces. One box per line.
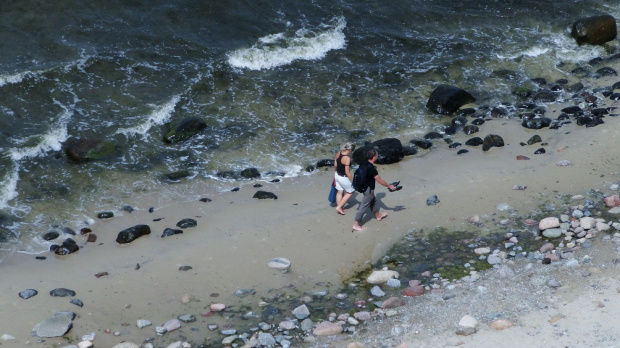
115, 95, 181, 137
227, 16, 347, 70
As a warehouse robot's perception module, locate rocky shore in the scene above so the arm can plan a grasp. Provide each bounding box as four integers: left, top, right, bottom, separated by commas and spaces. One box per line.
2, 24, 620, 348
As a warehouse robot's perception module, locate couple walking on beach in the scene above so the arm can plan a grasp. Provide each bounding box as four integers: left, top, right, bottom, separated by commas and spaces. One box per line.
333, 143, 397, 231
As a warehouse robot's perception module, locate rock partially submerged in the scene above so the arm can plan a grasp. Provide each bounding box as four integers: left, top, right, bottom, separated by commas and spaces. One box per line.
571, 15, 617, 45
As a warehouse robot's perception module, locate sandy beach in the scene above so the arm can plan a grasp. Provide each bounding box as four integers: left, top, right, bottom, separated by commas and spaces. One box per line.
1, 62, 620, 347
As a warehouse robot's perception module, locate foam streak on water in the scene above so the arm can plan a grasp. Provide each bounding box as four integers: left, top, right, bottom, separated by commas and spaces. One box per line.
227, 16, 347, 70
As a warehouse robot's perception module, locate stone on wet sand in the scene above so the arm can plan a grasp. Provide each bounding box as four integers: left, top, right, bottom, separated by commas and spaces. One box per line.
112, 343, 140, 348
268, 257, 291, 270
381, 297, 405, 309
539, 217, 560, 230
539, 243, 554, 253
313, 321, 343, 336
32, 314, 73, 338
354, 311, 372, 321
458, 315, 478, 328
210, 303, 226, 312
162, 318, 181, 332
367, 269, 399, 284
402, 285, 425, 297
489, 319, 514, 330
542, 228, 562, 238
19, 289, 38, 299
50, 288, 76, 297
137, 319, 152, 328
116, 224, 151, 244
474, 247, 490, 255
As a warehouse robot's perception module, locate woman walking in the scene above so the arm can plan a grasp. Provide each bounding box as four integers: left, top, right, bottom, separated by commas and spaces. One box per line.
333, 143, 355, 215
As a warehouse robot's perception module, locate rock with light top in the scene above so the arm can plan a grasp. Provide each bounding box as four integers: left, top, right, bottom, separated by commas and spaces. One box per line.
279, 320, 297, 330
1, 334, 16, 341
542, 228, 562, 238
292, 304, 310, 319
354, 311, 372, 321
367, 269, 399, 284
162, 319, 181, 332
112, 343, 140, 348
489, 319, 513, 330
267, 257, 291, 270
539, 217, 560, 230
137, 319, 152, 329
580, 217, 595, 229
165, 342, 191, 348
596, 222, 610, 231
539, 243, 554, 253
78, 341, 93, 348
210, 303, 226, 312
458, 315, 478, 328
474, 247, 490, 255
313, 321, 343, 336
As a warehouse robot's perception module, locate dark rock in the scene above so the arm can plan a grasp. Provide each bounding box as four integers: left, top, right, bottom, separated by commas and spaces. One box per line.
589, 57, 604, 65
532, 106, 547, 115
463, 125, 479, 135
424, 131, 443, 140
216, 170, 237, 179
561, 105, 583, 115
353, 138, 404, 165
54, 238, 79, 255
231, 187, 240, 192
97, 211, 114, 219
567, 82, 584, 92
522, 117, 552, 129
86, 234, 97, 243
402, 145, 418, 156
527, 135, 542, 145
176, 218, 198, 228
550, 84, 563, 91
532, 90, 558, 102
253, 191, 278, 200
482, 134, 504, 151
42, 231, 60, 241
458, 108, 477, 116
586, 117, 604, 127
449, 142, 462, 149
534, 148, 546, 154
531, 78, 547, 86
443, 125, 457, 135
596, 67, 617, 77
457, 149, 469, 155
262, 305, 279, 319
557, 113, 570, 121
491, 107, 509, 118
253, 183, 263, 187
451, 116, 468, 127
556, 79, 569, 85
116, 224, 151, 244
493, 69, 519, 80
240, 168, 261, 179
148, 207, 155, 213
50, 288, 76, 297
577, 116, 593, 126
591, 108, 609, 116
316, 159, 334, 168
426, 195, 440, 206
19, 289, 38, 299
164, 170, 191, 181
610, 93, 620, 100
465, 137, 484, 146
199, 197, 212, 203
162, 228, 184, 238
471, 118, 485, 125
64, 137, 118, 162
163, 117, 207, 144
62, 227, 76, 235
426, 84, 476, 115
70, 299, 84, 307
122, 205, 134, 213
179, 265, 193, 271
409, 139, 433, 150
571, 15, 617, 45
613, 81, 620, 90
512, 86, 531, 98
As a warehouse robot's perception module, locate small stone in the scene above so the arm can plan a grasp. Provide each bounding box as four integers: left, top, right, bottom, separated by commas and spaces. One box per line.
19, 289, 38, 299
181, 294, 195, 304
267, 257, 291, 270
210, 303, 226, 312
367, 270, 399, 284
370, 286, 386, 297
458, 315, 478, 328
474, 247, 491, 255
402, 285, 425, 297
162, 319, 181, 332
539, 217, 560, 230
1, 334, 16, 341
137, 320, 152, 329
178, 314, 196, 323
456, 327, 477, 336
380, 297, 405, 309
50, 288, 76, 297
292, 304, 310, 319
489, 319, 514, 330
313, 321, 343, 336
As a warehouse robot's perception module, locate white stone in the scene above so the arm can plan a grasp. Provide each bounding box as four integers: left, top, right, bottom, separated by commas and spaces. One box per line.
496, 203, 512, 211
163, 319, 181, 332
137, 319, 152, 329
608, 207, 620, 214
1, 334, 16, 341
458, 315, 478, 328
222, 335, 237, 345
474, 247, 491, 255
539, 217, 560, 230
267, 257, 291, 270
78, 341, 93, 348
366, 270, 399, 284
596, 222, 610, 231
347, 317, 360, 325
81, 332, 96, 341
112, 343, 140, 348
580, 217, 595, 229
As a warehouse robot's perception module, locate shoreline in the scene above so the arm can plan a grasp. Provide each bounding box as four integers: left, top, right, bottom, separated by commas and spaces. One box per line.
1, 63, 620, 347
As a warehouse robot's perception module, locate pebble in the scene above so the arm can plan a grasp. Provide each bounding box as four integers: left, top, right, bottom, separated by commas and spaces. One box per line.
210, 303, 226, 312
367, 269, 399, 284
267, 257, 291, 270
1, 334, 16, 341
380, 297, 405, 309
489, 319, 514, 330
292, 304, 310, 319
162, 319, 181, 332
19, 289, 38, 299
539, 217, 560, 230
137, 319, 152, 329
313, 321, 343, 336
370, 286, 386, 297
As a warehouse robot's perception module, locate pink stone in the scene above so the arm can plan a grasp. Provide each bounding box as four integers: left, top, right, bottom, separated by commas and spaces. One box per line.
539, 217, 560, 230
489, 319, 514, 330
402, 285, 425, 297
210, 303, 226, 312
539, 243, 554, 253
516, 155, 530, 160
353, 311, 372, 321
545, 253, 560, 262
408, 280, 421, 287
523, 219, 537, 226
381, 297, 405, 309
313, 321, 343, 336
604, 195, 620, 207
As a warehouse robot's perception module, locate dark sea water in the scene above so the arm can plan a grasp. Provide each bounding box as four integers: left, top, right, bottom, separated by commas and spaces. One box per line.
0, 0, 618, 257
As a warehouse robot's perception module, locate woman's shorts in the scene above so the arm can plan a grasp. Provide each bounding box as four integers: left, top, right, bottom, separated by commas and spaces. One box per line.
335, 173, 355, 193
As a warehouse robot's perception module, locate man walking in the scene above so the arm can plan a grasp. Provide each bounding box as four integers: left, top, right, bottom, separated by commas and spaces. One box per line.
352, 149, 396, 231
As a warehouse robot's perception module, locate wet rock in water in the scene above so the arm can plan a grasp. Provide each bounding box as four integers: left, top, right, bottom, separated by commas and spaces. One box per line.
19, 289, 38, 299
353, 138, 404, 165
489, 319, 514, 330
97, 211, 114, 219
402, 145, 418, 156
571, 15, 617, 45
116, 224, 151, 244
267, 257, 291, 270
54, 238, 79, 255
471, 118, 485, 125
465, 137, 483, 146
163, 117, 207, 144
32, 314, 73, 338
42, 231, 60, 241
161, 228, 183, 238
70, 298, 84, 307
426, 84, 476, 115
381, 297, 405, 309
522, 116, 552, 129
176, 218, 197, 228
50, 288, 76, 297
534, 148, 546, 154
231, 187, 240, 192
240, 167, 261, 179
426, 195, 440, 206
527, 135, 542, 145
463, 125, 479, 135
253, 191, 278, 200
313, 321, 343, 336
482, 134, 504, 151
367, 270, 399, 284
457, 149, 469, 155
122, 205, 134, 213
64, 137, 118, 162
410, 139, 433, 150
449, 142, 462, 149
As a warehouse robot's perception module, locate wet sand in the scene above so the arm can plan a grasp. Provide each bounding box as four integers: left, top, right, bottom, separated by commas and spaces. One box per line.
1, 66, 620, 347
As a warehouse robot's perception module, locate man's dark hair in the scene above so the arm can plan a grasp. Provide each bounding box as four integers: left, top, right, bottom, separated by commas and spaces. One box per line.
365, 149, 378, 160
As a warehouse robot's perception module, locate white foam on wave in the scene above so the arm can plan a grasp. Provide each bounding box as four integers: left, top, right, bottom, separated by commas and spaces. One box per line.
0, 167, 19, 210
0, 71, 34, 87
227, 16, 347, 71
496, 46, 550, 60
115, 95, 181, 137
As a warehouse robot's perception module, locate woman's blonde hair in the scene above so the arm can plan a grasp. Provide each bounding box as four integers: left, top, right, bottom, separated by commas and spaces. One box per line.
341, 142, 356, 151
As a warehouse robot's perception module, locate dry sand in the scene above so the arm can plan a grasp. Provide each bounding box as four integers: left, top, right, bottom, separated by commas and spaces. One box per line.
1, 68, 620, 347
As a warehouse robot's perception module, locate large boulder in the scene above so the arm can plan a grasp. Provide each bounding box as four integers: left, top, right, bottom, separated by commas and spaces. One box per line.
426, 85, 476, 115
64, 138, 118, 162
116, 224, 151, 244
163, 117, 207, 144
571, 15, 617, 45
352, 138, 404, 165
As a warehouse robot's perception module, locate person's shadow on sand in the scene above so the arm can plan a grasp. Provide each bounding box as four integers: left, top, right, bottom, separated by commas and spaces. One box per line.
346, 192, 406, 225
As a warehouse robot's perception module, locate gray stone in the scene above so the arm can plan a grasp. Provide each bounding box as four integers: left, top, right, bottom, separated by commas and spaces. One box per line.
258, 332, 276, 346
542, 228, 562, 238
50, 288, 76, 297
19, 289, 38, 299
70, 298, 83, 307
487, 255, 502, 265
300, 318, 314, 331
32, 314, 73, 338
370, 285, 386, 297
292, 304, 310, 320
386, 278, 401, 288
137, 319, 152, 329
268, 257, 291, 270
178, 314, 196, 323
